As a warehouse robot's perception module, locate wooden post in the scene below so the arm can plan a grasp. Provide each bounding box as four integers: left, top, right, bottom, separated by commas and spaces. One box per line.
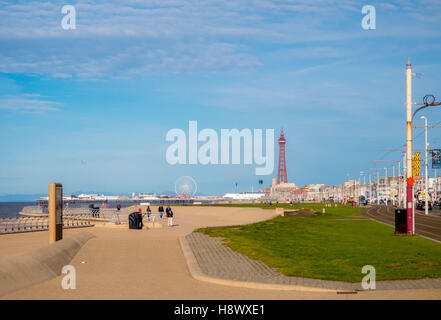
49, 182, 63, 244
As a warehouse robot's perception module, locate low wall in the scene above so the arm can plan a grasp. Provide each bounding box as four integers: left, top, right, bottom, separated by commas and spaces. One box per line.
275, 208, 299, 216
0, 232, 95, 297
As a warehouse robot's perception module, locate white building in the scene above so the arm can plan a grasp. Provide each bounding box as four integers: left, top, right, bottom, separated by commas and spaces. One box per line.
223, 193, 266, 201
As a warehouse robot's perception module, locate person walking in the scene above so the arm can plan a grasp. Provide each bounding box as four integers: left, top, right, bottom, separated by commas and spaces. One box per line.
167, 206, 173, 227
138, 208, 144, 229
146, 206, 152, 221
159, 205, 164, 219
115, 203, 121, 224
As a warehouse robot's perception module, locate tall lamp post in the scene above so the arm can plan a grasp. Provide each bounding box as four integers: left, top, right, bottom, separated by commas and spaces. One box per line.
406, 59, 414, 234
392, 164, 395, 205
373, 160, 401, 205
369, 174, 372, 203
410, 94, 441, 228
369, 168, 382, 204
352, 179, 356, 208
420, 116, 429, 215
406, 58, 441, 234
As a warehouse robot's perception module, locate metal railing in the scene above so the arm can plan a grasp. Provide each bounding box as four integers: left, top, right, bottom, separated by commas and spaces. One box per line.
0, 213, 94, 235
63, 213, 94, 228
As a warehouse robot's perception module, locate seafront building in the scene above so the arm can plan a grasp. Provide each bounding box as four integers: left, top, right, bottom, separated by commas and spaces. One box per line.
34, 128, 441, 206
223, 193, 266, 201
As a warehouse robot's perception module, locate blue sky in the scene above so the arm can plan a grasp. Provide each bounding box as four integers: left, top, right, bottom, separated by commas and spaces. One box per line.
1, 0, 441, 196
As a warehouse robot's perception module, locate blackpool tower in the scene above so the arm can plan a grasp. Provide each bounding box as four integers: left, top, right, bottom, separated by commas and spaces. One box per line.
277, 129, 288, 184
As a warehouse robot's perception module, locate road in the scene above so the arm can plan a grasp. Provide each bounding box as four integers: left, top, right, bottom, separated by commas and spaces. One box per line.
428, 206, 441, 216
363, 205, 441, 242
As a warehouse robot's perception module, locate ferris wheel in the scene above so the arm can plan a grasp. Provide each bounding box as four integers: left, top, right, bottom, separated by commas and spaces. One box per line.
174, 176, 197, 198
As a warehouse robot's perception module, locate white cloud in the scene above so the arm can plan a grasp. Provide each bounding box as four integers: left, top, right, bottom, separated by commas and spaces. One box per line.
52, 73, 72, 78
0, 95, 61, 113
0, 0, 440, 78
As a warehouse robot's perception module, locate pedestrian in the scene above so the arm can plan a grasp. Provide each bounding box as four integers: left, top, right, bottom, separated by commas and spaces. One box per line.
159, 205, 164, 219
167, 206, 173, 226
146, 206, 151, 221
115, 203, 121, 224
138, 208, 144, 228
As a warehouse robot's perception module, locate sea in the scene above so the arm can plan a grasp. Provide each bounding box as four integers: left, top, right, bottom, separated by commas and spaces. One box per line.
0, 202, 35, 219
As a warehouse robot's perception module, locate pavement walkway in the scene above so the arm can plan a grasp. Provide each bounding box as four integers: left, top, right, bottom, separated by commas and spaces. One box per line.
1, 206, 441, 300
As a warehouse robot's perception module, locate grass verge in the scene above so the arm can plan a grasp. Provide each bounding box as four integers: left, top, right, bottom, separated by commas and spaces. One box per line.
196, 203, 441, 282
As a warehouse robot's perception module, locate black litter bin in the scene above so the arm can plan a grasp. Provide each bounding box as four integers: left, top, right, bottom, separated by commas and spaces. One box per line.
395, 209, 407, 234
89, 204, 100, 218
129, 212, 143, 229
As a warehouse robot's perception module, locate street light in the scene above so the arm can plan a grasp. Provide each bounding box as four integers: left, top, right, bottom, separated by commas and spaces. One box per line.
369, 168, 382, 204
421, 116, 429, 216
373, 160, 402, 206
411, 94, 441, 216
369, 174, 372, 203
392, 164, 395, 205
413, 95, 441, 120
406, 70, 441, 233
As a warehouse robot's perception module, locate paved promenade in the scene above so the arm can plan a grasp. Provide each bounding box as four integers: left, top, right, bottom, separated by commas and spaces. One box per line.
1, 206, 441, 299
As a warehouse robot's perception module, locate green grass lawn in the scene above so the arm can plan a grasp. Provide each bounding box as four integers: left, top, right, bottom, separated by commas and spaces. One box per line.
196, 203, 441, 282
